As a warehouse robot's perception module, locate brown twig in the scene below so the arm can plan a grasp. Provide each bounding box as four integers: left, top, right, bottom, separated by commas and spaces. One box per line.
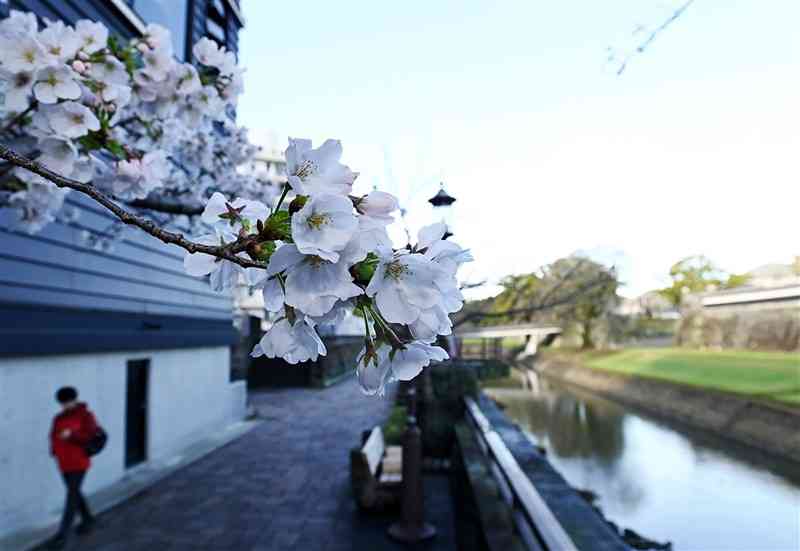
0, 144, 266, 270
1, 102, 38, 135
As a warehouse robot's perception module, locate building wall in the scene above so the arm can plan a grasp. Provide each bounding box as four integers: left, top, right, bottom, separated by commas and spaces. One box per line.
0, 346, 241, 538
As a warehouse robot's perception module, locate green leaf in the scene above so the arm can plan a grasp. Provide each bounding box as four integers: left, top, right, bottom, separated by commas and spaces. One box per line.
261, 210, 292, 241
105, 139, 126, 159
353, 253, 379, 284
77, 131, 105, 152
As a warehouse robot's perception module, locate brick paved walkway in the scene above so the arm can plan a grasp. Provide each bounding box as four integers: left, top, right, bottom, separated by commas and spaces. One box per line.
40, 379, 456, 551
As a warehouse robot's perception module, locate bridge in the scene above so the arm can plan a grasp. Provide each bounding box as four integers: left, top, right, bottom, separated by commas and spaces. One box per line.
455, 323, 563, 358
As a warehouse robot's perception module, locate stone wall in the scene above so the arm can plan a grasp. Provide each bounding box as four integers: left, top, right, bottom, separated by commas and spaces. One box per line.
536, 358, 800, 463
676, 309, 800, 351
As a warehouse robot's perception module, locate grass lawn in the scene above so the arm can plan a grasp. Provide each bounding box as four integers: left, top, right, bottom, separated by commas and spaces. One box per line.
542, 348, 800, 405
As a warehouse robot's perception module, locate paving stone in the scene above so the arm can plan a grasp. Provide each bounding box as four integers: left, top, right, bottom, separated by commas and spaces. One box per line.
32, 379, 456, 550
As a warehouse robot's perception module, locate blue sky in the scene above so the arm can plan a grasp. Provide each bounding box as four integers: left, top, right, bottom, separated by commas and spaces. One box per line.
237, 1, 800, 298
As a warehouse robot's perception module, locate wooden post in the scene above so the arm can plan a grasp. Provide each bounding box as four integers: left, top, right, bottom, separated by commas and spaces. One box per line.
388, 385, 436, 543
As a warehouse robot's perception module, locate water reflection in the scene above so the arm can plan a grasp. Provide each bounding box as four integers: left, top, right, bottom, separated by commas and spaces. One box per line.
487, 375, 800, 551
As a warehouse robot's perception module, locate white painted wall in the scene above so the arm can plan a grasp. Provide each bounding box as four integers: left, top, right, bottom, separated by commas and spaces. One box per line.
0, 346, 242, 539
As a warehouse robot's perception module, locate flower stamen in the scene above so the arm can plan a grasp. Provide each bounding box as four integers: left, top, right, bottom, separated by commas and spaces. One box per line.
306, 213, 330, 230
294, 159, 317, 180
384, 261, 409, 281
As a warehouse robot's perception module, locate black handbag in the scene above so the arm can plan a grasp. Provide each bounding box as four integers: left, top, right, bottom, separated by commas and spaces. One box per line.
84, 426, 108, 457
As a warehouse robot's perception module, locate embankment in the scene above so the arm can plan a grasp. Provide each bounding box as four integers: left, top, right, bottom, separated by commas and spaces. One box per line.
534, 358, 800, 463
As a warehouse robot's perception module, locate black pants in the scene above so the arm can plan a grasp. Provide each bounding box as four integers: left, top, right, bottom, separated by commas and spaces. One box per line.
58, 471, 93, 536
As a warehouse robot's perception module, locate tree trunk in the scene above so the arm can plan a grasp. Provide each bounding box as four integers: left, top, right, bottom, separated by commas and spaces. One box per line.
582, 319, 595, 349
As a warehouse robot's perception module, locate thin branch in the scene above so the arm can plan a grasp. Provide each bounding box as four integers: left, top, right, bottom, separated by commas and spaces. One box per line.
459, 279, 487, 291
453, 271, 616, 328
0, 144, 266, 270
614, 0, 696, 76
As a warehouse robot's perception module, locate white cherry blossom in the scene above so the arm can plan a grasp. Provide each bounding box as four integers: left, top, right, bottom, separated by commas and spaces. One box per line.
291, 193, 358, 262
38, 138, 77, 175
357, 343, 449, 396
38, 21, 81, 63
417, 222, 447, 250
46, 101, 100, 138
33, 67, 81, 104
75, 20, 108, 54
193, 37, 226, 68
357, 191, 399, 223
0, 35, 47, 72
285, 138, 355, 196
112, 151, 169, 199
183, 233, 245, 292
251, 316, 327, 365
2, 70, 35, 111
366, 252, 445, 325
201, 191, 269, 229
0, 10, 37, 40
90, 57, 129, 86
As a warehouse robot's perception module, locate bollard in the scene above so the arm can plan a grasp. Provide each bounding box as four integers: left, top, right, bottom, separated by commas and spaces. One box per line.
388, 386, 436, 543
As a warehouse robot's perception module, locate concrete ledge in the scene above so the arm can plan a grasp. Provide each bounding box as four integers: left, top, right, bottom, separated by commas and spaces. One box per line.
474, 393, 630, 551
536, 358, 800, 463
2, 419, 260, 551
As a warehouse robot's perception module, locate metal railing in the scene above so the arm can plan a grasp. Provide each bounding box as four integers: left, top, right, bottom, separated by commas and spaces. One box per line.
464, 397, 578, 551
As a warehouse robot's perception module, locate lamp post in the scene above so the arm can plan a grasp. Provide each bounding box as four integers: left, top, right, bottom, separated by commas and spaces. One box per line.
428, 183, 456, 239
387, 183, 458, 544
387, 384, 436, 543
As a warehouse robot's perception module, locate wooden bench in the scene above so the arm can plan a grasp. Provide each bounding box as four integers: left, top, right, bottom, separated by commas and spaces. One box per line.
350, 426, 403, 511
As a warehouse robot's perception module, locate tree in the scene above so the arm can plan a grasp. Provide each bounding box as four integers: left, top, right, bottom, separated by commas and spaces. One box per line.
459, 256, 619, 349
544, 257, 619, 349
659, 255, 749, 307
0, 12, 471, 396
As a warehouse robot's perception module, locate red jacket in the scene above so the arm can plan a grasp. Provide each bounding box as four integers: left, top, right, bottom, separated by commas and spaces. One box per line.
50, 403, 97, 473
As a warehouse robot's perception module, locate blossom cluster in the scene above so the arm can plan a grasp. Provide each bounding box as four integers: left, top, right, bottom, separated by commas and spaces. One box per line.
186, 138, 472, 395
0, 11, 472, 394
0, 11, 258, 234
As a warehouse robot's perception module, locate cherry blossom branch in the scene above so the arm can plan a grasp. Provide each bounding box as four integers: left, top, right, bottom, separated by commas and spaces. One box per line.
0, 144, 266, 270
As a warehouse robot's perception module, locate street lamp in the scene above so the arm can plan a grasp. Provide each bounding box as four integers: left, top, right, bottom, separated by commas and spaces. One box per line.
428, 183, 456, 239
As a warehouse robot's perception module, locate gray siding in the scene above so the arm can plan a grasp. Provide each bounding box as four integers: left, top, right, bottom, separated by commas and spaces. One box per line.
0, 194, 232, 320
0, 1, 244, 357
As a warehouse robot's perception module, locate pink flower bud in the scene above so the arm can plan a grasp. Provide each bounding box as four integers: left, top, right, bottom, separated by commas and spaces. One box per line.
78, 51, 90, 61
83, 62, 93, 72
107, 103, 117, 113
358, 191, 399, 221
72, 60, 86, 73
136, 42, 149, 53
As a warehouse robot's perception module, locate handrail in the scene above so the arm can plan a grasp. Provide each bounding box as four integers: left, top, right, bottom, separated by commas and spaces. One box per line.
464, 397, 578, 551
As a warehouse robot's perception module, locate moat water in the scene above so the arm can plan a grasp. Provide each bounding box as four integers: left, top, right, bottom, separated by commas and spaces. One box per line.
486, 374, 800, 551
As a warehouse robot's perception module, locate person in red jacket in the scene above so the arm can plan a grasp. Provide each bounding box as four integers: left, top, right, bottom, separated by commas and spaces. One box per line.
47, 387, 97, 550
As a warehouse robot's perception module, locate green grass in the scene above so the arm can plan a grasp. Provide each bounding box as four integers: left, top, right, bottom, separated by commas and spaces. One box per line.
543, 348, 800, 405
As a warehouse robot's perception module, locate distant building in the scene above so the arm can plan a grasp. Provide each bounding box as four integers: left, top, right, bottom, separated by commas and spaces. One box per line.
697, 258, 800, 315
247, 146, 288, 188
0, 1, 246, 541
679, 259, 800, 351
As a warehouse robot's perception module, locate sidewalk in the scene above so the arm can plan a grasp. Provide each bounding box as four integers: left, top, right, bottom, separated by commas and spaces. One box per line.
28, 379, 456, 551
